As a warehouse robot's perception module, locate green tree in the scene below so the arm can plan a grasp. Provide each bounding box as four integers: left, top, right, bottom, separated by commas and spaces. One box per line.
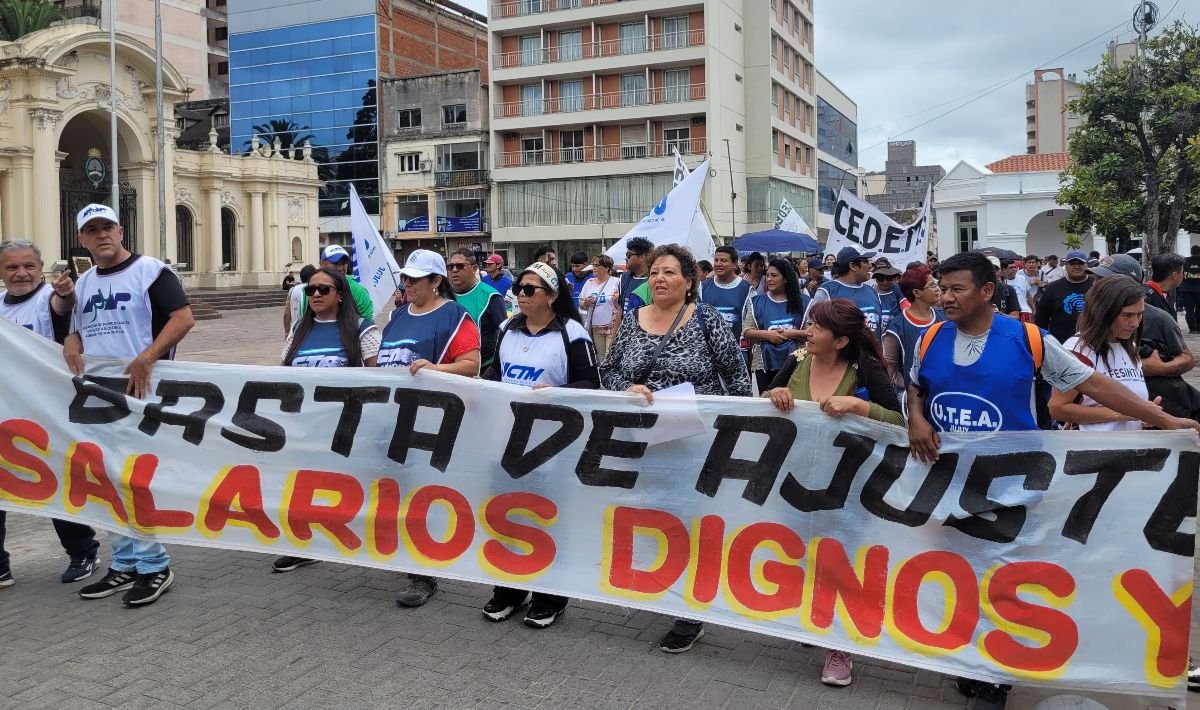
0, 0, 64, 41
1058, 21, 1200, 258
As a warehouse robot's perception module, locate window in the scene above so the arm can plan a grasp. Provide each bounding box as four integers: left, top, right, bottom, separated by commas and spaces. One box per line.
435, 142, 482, 173
443, 104, 467, 126
621, 124, 647, 159
517, 0, 545, 15
521, 83, 543, 116
560, 130, 584, 163
782, 48, 790, 75
771, 34, 778, 62
396, 194, 430, 232
664, 126, 690, 154
435, 189, 485, 233
956, 211, 978, 253
214, 26, 228, 41
772, 130, 779, 154
396, 108, 422, 129
781, 3, 789, 30
559, 80, 584, 113
663, 68, 689, 103
620, 73, 647, 107
396, 152, 422, 173
784, 92, 792, 123
771, 82, 778, 111
558, 29, 582, 62
619, 22, 646, 54
520, 35, 542, 66
558, 0, 580, 8
522, 137, 545, 166
662, 16, 689, 49
784, 143, 791, 166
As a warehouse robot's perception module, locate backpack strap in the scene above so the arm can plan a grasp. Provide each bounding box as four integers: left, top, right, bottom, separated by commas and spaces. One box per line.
916, 320, 948, 363
1020, 321, 1044, 372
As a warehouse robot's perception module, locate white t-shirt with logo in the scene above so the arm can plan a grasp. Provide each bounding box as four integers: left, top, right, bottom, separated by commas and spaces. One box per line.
0, 282, 56, 340
579, 276, 620, 327
72, 255, 172, 359
497, 317, 591, 388
1062, 336, 1146, 432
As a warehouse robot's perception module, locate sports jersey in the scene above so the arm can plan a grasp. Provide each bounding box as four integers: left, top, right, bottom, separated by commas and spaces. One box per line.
288, 319, 373, 368
0, 282, 58, 341
72, 254, 187, 360
700, 277, 753, 344
377, 299, 480, 369
811, 279, 885, 339
884, 307, 945, 392
875, 284, 905, 333
751, 293, 804, 371
482, 272, 513, 297
453, 280, 505, 367
496, 316, 593, 388
1063, 337, 1146, 432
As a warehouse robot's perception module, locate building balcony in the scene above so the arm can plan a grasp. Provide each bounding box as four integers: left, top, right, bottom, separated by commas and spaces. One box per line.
495, 29, 705, 70
497, 137, 706, 168
495, 83, 705, 119
434, 169, 491, 187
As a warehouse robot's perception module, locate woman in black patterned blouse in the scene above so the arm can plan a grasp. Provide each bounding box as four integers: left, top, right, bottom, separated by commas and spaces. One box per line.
599, 243, 750, 655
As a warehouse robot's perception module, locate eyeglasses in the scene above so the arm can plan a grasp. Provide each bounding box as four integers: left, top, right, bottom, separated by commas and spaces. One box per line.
626, 251, 645, 259
399, 274, 432, 285
447, 263, 471, 271
304, 284, 337, 297
512, 284, 552, 297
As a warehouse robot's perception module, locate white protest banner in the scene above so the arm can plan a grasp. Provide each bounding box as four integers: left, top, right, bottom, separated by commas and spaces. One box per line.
0, 316, 1195, 701
348, 183, 401, 318
673, 150, 717, 262
605, 158, 710, 263
775, 198, 817, 238
829, 185, 930, 265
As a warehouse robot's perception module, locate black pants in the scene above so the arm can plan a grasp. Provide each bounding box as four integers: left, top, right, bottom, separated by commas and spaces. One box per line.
755, 369, 779, 394
1179, 292, 1200, 333
494, 585, 567, 611
0, 510, 100, 569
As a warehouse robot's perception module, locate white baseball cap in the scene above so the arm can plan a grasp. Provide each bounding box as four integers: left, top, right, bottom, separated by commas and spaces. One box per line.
399, 249, 447, 278
77, 203, 118, 231
321, 244, 350, 263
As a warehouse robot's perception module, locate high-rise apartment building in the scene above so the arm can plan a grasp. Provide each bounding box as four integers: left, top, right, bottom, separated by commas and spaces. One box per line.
1025, 68, 1081, 155
815, 70, 860, 238
227, 0, 486, 231
486, 0, 819, 264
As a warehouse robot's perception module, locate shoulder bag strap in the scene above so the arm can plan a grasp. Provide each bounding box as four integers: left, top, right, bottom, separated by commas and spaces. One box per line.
635, 304, 689, 385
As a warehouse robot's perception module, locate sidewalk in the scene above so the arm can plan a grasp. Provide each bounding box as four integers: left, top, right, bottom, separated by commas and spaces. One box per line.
0, 306, 1193, 710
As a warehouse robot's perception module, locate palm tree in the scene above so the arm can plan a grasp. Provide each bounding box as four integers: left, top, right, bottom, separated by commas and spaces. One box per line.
245, 119, 316, 154
0, 0, 65, 41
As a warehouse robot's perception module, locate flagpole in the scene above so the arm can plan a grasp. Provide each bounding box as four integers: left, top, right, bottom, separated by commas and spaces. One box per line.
154, 0, 167, 261
109, 0, 119, 221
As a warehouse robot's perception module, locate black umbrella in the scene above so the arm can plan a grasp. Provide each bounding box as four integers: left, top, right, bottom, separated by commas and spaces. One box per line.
970, 247, 1021, 260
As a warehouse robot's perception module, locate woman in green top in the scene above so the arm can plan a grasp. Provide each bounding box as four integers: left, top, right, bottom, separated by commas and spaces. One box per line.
762, 297, 903, 688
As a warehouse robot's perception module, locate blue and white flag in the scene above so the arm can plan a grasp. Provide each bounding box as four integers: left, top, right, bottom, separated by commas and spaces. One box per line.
348, 184, 401, 319
605, 158, 710, 264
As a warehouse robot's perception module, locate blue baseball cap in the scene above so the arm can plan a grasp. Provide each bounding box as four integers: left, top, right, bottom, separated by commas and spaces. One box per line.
834, 246, 877, 266
1064, 250, 1088, 263
807, 258, 824, 270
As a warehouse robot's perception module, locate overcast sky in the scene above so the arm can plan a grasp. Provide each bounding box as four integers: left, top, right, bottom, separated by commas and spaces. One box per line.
460, 0, 1188, 172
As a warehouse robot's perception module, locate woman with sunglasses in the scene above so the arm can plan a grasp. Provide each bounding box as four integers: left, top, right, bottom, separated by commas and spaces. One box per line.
377, 249, 481, 608
271, 267, 381, 572
480, 262, 599, 628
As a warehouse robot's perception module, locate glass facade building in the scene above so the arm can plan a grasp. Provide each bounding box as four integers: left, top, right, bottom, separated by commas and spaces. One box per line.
229, 15, 379, 216
817, 97, 857, 166
818, 160, 858, 215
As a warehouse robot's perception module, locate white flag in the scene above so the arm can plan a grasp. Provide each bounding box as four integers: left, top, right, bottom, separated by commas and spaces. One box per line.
348, 184, 401, 319
826, 184, 931, 268
775, 198, 817, 238
672, 150, 717, 262
606, 158, 711, 263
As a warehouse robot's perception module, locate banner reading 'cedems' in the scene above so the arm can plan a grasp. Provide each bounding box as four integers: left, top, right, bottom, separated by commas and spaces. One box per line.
829, 186, 931, 266
0, 317, 1195, 700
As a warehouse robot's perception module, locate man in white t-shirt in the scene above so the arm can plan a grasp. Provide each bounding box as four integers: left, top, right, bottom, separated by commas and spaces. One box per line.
1040, 254, 1065, 283
64, 204, 195, 607
0, 239, 101, 588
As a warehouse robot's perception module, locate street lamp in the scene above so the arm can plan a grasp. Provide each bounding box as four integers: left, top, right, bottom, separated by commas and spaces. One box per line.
596, 211, 609, 250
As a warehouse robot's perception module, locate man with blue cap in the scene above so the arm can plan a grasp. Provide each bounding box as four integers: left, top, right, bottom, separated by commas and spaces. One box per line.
803, 246, 884, 339
1034, 249, 1092, 342
298, 244, 375, 321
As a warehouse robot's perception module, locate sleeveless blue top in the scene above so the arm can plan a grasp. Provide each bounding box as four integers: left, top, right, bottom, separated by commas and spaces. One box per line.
378, 300, 471, 368
885, 307, 945, 392
821, 279, 885, 339
701, 277, 753, 345
752, 292, 806, 371
876, 284, 904, 334
916, 313, 1038, 433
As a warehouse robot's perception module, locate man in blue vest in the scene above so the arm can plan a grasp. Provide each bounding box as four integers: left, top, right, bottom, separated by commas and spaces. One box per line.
804, 246, 884, 338
906, 252, 1199, 710
700, 245, 755, 358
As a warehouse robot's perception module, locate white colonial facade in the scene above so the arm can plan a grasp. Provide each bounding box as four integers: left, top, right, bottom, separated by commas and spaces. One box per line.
0, 26, 320, 289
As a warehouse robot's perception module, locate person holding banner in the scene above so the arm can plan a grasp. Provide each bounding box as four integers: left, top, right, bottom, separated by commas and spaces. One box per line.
906, 251, 1200, 710
579, 255, 621, 361
377, 249, 481, 608
0, 239, 101, 588
480, 262, 599, 628
745, 257, 808, 393
805, 247, 884, 340
600, 243, 750, 654
65, 204, 195, 607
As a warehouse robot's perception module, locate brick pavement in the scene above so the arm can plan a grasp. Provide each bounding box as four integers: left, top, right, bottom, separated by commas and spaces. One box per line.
0, 306, 1195, 710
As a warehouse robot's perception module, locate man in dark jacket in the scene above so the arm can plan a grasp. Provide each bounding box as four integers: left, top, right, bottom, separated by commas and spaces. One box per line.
1144, 253, 1183, 319
1179, 245, 1200, 334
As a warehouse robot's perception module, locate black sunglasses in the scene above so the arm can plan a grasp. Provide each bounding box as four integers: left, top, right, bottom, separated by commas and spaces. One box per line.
304, 284, 337, 296
447, 263, 472, 271
512, 284, 552, 297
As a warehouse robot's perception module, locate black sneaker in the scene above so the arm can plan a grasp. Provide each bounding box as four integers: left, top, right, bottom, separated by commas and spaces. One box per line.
79, 568, 136, 599
482, 589, 530, 622
122, 568, 174, 607
272, 556, 317, 573
61, 556, 100, 583
395, 575, 437, 607
0, 567, 13, 588
1188, 658, 1200, 691
523, 601, 565, 629
971, 683, 1009, 710
658, 621, 704, 653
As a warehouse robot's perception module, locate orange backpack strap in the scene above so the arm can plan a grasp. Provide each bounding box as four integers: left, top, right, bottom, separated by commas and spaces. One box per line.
1021, 321, 1044, 371
916, 321, 948, 363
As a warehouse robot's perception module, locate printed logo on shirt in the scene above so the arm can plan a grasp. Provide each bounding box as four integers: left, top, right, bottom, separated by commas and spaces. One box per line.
929, 391, 1004, 433
1063, 293, 1086, 314
292, 354, 349, 368
378, 339, 419, 367
82, 287, 133, 322
503, 363, 546, 383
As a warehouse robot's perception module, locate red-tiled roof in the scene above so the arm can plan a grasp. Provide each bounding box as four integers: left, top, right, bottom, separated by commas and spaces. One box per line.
985, 153, 1071, 173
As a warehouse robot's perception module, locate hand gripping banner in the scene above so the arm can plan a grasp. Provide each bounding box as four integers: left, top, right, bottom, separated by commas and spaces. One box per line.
0, 317, 1195, 700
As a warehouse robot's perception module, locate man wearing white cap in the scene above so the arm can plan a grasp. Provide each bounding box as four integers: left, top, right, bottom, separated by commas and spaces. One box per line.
64, 203, 194, 607
298, 244, 374, 321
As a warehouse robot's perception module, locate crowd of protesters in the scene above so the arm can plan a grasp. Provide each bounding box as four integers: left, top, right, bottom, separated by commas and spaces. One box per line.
4, 203, 1200, 710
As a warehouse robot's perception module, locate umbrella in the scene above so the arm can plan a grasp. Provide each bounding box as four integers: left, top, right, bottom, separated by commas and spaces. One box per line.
970, 246, 1021, 260
731, 229, 822, 254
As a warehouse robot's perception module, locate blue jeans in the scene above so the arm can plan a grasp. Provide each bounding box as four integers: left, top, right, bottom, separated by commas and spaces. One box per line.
109, 533, 170, 574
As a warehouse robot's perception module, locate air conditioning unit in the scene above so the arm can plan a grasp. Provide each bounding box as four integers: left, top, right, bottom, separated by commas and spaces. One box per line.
419, 159, 433, 172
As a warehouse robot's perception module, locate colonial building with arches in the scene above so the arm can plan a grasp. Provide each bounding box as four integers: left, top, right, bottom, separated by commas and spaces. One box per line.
0, 25, 321, 289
